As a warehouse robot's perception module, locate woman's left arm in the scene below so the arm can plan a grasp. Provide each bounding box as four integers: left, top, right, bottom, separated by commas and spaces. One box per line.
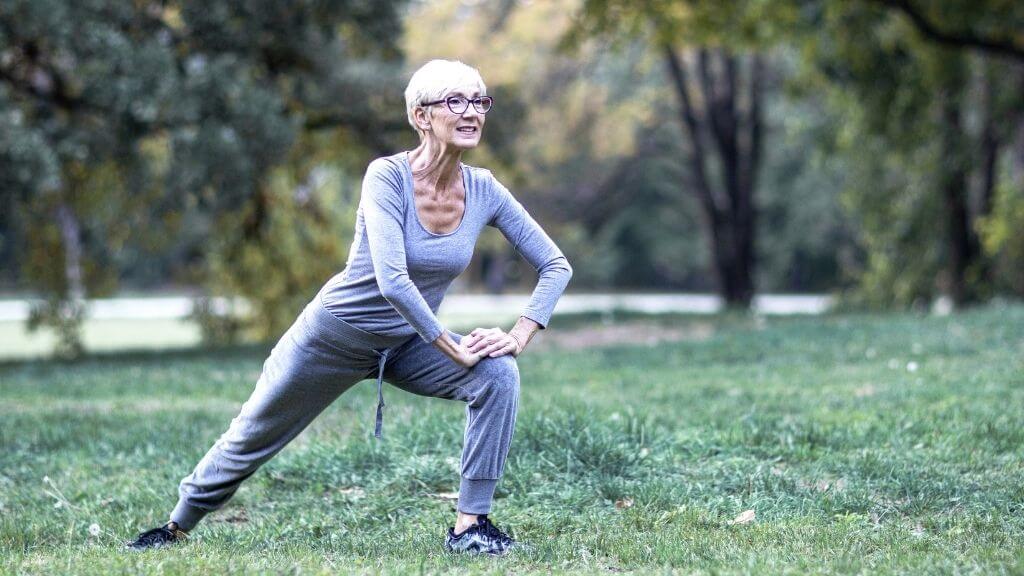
486, 174, 573, 345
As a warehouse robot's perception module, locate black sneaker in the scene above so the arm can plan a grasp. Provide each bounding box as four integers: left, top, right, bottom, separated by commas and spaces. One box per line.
125, 522, 187, 550
444, 514, 516, 556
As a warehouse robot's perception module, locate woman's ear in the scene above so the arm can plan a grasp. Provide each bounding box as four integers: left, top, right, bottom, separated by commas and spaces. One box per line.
414, 107, 432, 131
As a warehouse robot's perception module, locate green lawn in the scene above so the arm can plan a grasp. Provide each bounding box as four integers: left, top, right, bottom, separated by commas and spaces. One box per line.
1, 305, 1022, 574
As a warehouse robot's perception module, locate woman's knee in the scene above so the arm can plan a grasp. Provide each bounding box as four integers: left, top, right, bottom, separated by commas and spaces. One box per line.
474, 354, 520, 395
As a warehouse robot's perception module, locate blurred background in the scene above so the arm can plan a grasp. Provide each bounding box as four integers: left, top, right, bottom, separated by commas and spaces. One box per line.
1, 0, 1022, 358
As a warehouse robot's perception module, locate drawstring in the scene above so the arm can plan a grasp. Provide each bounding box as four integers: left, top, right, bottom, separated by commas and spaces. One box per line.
373, 347, 391, 439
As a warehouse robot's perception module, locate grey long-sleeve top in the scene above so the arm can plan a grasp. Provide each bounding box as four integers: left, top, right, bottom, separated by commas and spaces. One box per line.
321, 152, 573, 343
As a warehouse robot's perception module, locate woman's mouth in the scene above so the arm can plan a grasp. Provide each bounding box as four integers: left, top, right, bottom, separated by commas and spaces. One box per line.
456, 126, 478, 135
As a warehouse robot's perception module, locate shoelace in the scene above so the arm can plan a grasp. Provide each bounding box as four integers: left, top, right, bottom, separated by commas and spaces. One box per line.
476, 515, 513, 545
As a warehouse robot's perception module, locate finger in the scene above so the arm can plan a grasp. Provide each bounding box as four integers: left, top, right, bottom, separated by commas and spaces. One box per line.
478, 339, 508, 357
488, 341, 517, 357
463, 334, 481, 347
471, 327, 503, 350
468, 329, 497, 346
469, 336, 497, 353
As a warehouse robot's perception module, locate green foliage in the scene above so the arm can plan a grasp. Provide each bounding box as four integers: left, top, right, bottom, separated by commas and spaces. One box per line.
795, 6, 946, 308
568, 0, 799, 49
790, 1, 1023, 307
0, 0, 408, 354
978, 181, 1024, 294
569, 122, 709, 290
756, 51, 855, 293
836, 133, 945, 309
15, 159, 157, 352
199, 165, 359, 342
2, 306, 1023, 572
566, 3, 862, 294
571, 0, 1022, 304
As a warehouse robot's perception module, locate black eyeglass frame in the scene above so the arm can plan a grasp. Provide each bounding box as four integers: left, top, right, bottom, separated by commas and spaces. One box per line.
420, 95, 494, 115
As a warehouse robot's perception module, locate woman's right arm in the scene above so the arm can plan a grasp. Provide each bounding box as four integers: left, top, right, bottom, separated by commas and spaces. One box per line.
361, 159, 479, 368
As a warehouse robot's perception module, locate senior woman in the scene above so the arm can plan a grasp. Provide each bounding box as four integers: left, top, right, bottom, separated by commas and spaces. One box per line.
126, 59, 572, 556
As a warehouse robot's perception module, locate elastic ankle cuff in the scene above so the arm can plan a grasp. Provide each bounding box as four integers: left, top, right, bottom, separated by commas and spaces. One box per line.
170, 500, 207, 532
458, 477, 497, 515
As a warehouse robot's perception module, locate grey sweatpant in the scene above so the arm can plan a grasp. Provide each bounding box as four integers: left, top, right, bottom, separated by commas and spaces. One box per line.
170, 288, 520, 530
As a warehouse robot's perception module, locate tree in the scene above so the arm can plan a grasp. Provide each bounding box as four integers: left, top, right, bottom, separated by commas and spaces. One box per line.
797, 0, 1024, 307
0, 0, 408, 354
568, 0, 783, 307
661, 47, 764, 306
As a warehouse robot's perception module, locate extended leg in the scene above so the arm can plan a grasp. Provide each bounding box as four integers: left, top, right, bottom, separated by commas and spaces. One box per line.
171, 315, 377, 530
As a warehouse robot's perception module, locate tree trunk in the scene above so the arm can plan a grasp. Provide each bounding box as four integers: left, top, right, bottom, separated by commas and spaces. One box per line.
55, 202, 85, 303
735, 54, 764, 306
53, 200, 86, 357
663, 46, 763, 309
939, 82, 976, 306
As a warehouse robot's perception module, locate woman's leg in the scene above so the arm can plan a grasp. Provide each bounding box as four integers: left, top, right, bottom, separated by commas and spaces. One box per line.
382, 330, 520, 520
170, 306, 381, 531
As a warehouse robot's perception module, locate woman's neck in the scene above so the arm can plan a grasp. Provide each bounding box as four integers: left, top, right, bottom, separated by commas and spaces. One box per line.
408, 139, 463, 192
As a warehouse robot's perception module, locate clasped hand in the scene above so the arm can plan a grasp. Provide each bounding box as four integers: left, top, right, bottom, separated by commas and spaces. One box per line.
459, 326, 521, 367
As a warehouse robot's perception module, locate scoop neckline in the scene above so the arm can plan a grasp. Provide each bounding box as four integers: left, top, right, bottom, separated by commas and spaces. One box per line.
401, 151, 468, 237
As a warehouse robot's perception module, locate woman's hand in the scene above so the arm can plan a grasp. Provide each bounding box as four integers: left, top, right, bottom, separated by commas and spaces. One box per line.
454, 340, 483, 368
432, 324, 527, 369
432, 331, 486, 368
463, 327, 521, 359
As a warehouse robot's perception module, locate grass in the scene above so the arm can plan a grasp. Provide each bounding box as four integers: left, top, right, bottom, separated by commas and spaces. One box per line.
1, 304, 1022, 574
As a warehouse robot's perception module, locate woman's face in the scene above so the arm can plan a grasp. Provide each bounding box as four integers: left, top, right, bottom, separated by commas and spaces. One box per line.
420, 85, 486, 150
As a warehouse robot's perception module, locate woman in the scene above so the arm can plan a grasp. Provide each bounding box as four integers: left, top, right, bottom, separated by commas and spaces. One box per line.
126, 59, 573, 556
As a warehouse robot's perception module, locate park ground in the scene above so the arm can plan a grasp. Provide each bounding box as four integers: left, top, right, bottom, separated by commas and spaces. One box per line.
1, 305, 1022, 574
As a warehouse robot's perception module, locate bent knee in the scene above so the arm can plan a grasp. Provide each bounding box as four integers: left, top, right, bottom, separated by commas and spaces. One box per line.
474, 354, 520, 390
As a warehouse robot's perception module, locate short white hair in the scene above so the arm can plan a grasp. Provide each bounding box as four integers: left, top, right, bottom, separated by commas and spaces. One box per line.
404, 59, 487, 136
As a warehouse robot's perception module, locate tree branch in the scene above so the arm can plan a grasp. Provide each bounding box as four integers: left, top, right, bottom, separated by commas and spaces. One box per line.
663, 45, 723, 218
866, 0, 1024, 61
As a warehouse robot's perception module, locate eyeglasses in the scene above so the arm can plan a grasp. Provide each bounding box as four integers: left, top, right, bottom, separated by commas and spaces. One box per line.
421, 95, 494, 115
